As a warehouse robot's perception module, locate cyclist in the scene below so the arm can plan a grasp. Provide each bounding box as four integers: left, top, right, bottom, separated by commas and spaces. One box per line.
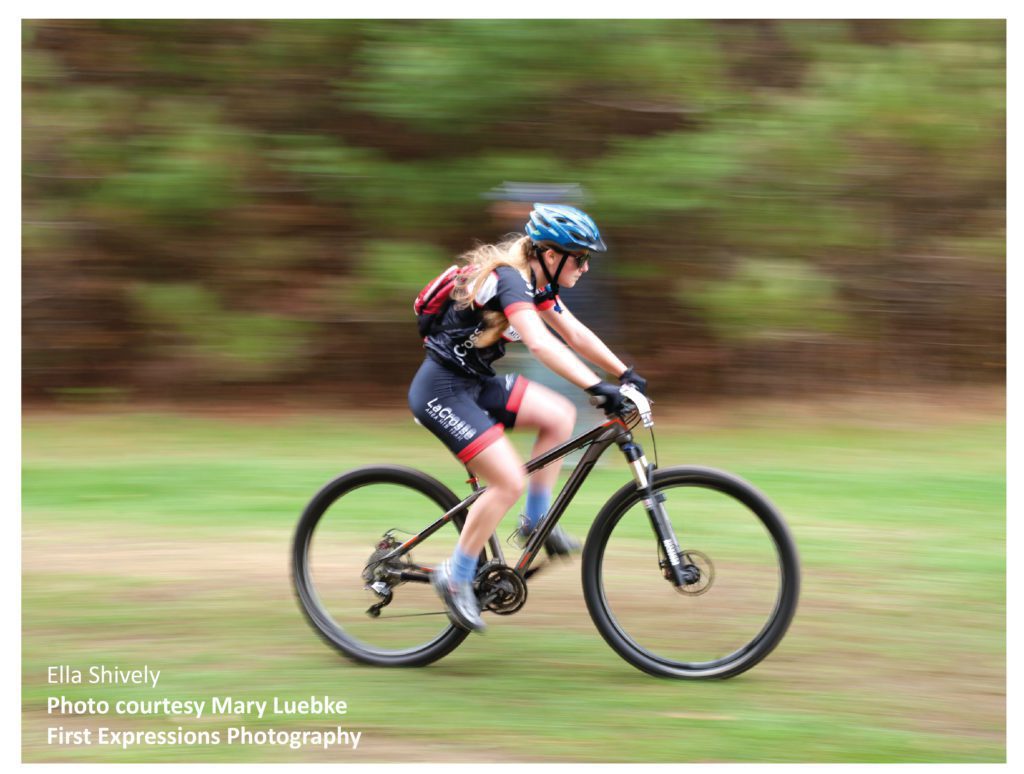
408, 204, 648, 632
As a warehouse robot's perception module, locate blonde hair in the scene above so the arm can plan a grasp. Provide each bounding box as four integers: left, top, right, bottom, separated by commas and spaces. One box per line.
451, 234, 535, 348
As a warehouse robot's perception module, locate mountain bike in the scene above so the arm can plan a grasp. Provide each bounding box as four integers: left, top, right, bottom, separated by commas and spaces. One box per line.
292, 386, 800, 679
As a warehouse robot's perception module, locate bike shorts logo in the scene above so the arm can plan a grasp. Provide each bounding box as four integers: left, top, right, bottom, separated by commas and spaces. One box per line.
426, 398, 478, 442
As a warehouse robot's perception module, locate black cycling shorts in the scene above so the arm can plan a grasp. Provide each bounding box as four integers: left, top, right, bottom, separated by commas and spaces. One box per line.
408, 355, 529, 463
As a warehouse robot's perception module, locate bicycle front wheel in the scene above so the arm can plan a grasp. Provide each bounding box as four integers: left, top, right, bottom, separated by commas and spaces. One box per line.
582, 466, 800, 679
292, 465, 471, 667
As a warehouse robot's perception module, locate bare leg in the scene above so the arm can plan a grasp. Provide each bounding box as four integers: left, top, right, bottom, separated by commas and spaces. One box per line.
457, 435, 525, 555
514, 381, 577, 494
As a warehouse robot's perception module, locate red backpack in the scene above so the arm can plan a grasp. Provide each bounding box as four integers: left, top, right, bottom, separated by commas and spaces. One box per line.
413, 265, 472, 337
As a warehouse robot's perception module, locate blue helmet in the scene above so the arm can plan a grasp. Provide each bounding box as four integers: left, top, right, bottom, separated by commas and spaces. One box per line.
525, 203, 607, 253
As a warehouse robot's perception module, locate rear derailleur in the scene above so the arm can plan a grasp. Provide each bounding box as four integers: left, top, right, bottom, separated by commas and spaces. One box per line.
361, 532, 408, 617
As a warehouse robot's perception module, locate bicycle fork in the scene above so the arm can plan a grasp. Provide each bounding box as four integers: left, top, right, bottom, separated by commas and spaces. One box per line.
616, 434, 698, 588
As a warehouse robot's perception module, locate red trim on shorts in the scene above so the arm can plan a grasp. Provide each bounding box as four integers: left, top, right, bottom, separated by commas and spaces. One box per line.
506, 376, 529, 414
503, 301, 533, 317
456, 423, 505, 463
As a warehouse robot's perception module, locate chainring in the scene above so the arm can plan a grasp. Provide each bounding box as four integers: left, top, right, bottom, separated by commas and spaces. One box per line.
474, 561, 528, 615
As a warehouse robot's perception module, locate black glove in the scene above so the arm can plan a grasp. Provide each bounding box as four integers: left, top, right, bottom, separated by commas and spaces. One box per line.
618, 366, 648, 395
585, 381, 626, 415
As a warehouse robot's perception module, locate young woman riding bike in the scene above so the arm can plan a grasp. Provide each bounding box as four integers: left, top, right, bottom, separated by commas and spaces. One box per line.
407, 204, 647, 631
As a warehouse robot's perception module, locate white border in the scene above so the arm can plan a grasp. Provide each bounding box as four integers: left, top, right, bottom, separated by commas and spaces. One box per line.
11, 7, 1012, 772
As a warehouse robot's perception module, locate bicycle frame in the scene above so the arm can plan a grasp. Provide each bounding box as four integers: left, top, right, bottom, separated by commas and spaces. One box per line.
375, 409, 683, 583
295, 384, 799, 677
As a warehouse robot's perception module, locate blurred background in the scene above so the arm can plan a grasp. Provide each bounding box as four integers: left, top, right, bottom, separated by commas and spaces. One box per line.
22, 20, 1005, 763
22, 19, 1004, 405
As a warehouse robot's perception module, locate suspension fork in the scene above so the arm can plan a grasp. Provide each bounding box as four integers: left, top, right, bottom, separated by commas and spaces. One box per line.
616, 434, 695, 587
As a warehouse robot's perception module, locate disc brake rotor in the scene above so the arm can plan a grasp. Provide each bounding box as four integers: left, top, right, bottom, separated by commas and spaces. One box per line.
675, 549, 714, 595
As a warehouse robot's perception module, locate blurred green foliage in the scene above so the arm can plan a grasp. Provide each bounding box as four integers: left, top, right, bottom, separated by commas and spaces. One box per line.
91, 112, 250, 224
352, 240, 451, 306
682, 259, 847, 341
22, 20, 1004, 401
131, 283, 309, 378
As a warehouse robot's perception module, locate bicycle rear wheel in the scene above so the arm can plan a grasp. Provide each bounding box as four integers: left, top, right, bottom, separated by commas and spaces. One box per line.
582, 466, 799, 679
292, 465, 471, 667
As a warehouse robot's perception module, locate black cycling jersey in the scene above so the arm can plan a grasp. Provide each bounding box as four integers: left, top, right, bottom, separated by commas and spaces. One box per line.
423, 265, 558, 379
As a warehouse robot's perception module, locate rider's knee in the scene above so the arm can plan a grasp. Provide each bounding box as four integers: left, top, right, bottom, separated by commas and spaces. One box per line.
492, 468, 526, 505
549, 394, 576, 438
562, 399, 577, 430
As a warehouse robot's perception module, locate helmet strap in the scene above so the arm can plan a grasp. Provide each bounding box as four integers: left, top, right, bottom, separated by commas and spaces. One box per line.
531, 245, 569, 313
536, 245, 571, 295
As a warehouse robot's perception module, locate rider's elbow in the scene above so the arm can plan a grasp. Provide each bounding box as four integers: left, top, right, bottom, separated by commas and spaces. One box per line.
525, 338, 559, 361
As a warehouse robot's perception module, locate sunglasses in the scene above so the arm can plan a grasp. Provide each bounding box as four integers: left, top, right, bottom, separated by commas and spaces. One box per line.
553, 249, 589, 268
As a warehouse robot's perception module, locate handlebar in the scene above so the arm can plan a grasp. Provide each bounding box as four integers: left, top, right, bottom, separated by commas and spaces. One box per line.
588, 384, 654, 428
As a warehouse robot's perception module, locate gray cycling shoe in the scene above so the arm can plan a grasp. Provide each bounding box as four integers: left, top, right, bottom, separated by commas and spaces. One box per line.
431, 561, 485, 632
516, 516, 582, 557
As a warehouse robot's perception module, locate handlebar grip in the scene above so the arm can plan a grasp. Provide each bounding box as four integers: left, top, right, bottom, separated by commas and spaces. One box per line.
589, 395, 606, 408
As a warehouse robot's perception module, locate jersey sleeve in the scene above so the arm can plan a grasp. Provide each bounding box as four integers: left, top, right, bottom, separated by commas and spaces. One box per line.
490, 266, 535, 317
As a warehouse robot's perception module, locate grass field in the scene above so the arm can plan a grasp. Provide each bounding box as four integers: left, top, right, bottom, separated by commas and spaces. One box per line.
22, 390, 1005, 762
